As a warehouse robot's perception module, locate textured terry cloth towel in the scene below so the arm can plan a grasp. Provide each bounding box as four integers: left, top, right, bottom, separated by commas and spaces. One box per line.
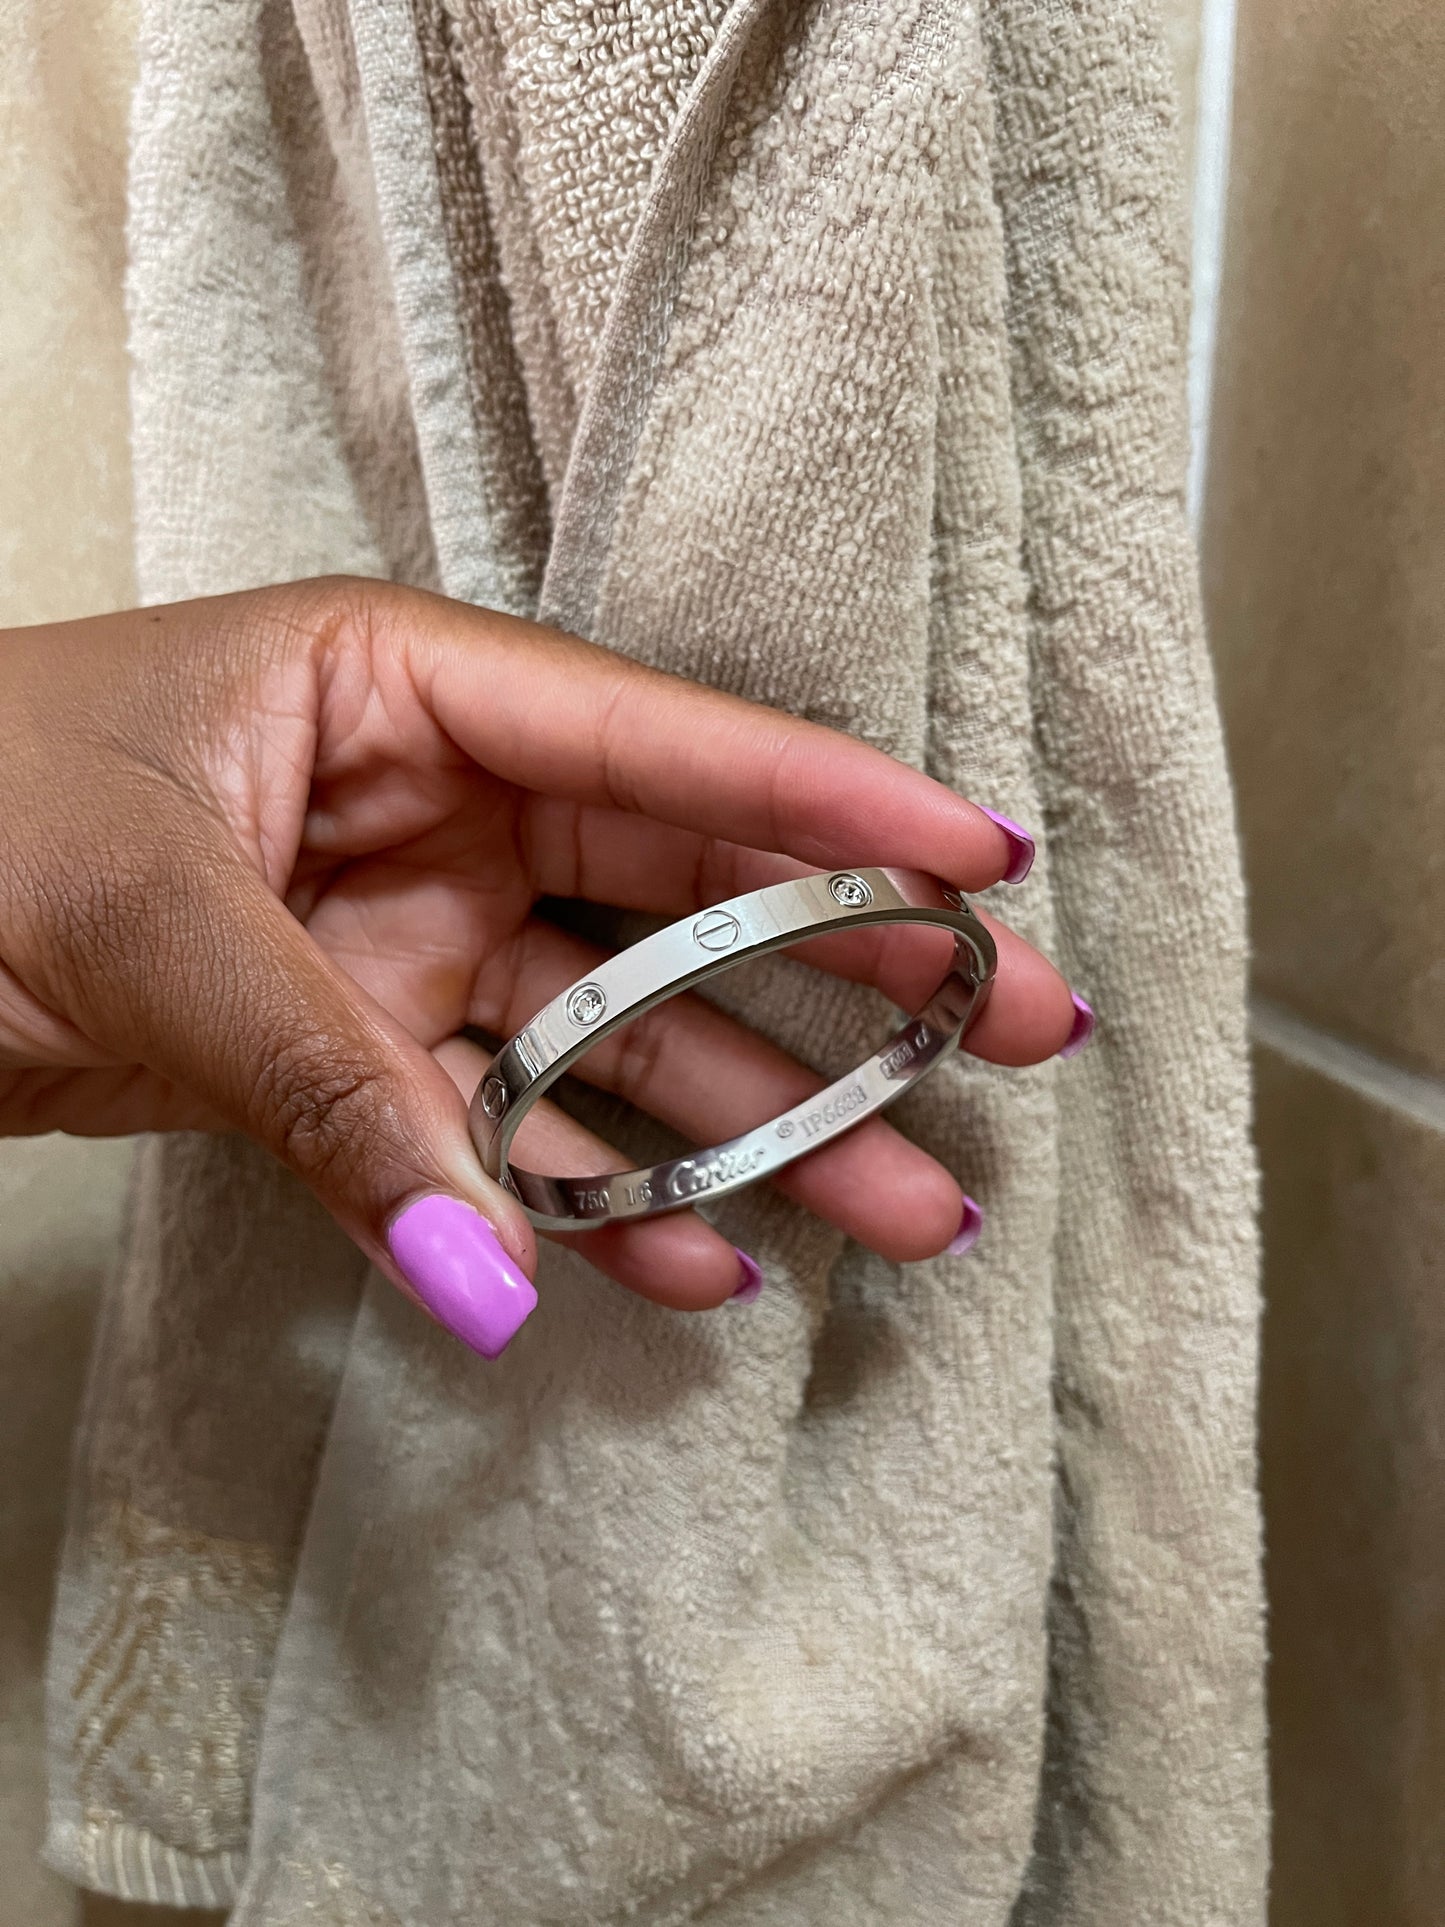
44, 0, 1268, 1920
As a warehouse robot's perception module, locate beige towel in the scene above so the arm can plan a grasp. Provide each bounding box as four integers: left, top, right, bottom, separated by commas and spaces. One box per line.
44, 0, 1267, 1919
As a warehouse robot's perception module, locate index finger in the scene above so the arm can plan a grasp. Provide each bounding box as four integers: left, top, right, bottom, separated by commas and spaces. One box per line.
405, 596, 1033, 893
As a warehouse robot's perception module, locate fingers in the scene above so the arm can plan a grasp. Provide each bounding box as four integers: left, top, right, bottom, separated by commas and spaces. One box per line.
522, 806, 801, 920
472, 920, 969, 1264
0, 1061, 224, 1136
517, 805, 1076, 1059
522, 798, 1027, 929
514, 804, 1079, 1066
433, 1036, 756, 1310
385, 591, 1034, 894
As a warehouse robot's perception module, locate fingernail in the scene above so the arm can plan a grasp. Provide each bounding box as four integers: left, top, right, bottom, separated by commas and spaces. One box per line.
979, 807, 1035, 885
946, 1196, 984, 1256
1059, 993, 1096, 1059
730, 1249, 764, 1302
387, 1194, 537, 1359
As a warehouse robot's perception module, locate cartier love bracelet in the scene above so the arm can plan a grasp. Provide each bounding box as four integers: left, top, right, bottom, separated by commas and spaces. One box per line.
468, 866, 996, 1234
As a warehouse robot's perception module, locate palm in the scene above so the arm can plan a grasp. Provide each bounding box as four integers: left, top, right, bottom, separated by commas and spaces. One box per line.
287, 759, 533, 1058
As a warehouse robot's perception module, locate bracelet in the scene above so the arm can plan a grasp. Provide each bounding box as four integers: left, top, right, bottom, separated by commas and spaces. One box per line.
468, 866, 996, 1232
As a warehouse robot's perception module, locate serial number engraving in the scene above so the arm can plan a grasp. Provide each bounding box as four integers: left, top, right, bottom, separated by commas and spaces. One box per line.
665, 1142, 767, 1202
880, 1020, 933, 1081
798, 1081, 868, 1142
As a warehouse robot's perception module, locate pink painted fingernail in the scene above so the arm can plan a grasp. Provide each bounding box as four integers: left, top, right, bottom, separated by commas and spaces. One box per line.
1059, 993, 1096, 1059
946, 1196, 984, 1255
730, 1249, 764, 1302
387, 1194, 537, 1358
979, 807, 1035, 885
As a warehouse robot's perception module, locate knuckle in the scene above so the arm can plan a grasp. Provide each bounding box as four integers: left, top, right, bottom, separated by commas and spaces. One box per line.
255, 1038, 395, 1186
227, 575, 387, 693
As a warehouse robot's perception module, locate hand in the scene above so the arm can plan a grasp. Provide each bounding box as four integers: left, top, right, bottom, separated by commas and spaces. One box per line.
0, 579, 1082, 1356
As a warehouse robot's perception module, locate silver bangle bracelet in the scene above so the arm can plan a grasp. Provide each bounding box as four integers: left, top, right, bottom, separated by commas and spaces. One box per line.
468, 866, 996, 1233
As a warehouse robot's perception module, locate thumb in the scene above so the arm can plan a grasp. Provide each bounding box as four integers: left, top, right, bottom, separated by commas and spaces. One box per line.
69, 828, 538, 1360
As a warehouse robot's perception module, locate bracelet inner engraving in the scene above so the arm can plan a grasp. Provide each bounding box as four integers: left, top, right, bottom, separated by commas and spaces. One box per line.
666, 1142, 767, 1201
880, 1019, 934, 1080
798, 1081, 868, 1141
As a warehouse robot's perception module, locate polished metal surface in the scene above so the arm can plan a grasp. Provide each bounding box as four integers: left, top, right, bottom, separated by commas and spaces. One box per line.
468, 867, 996, 1232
